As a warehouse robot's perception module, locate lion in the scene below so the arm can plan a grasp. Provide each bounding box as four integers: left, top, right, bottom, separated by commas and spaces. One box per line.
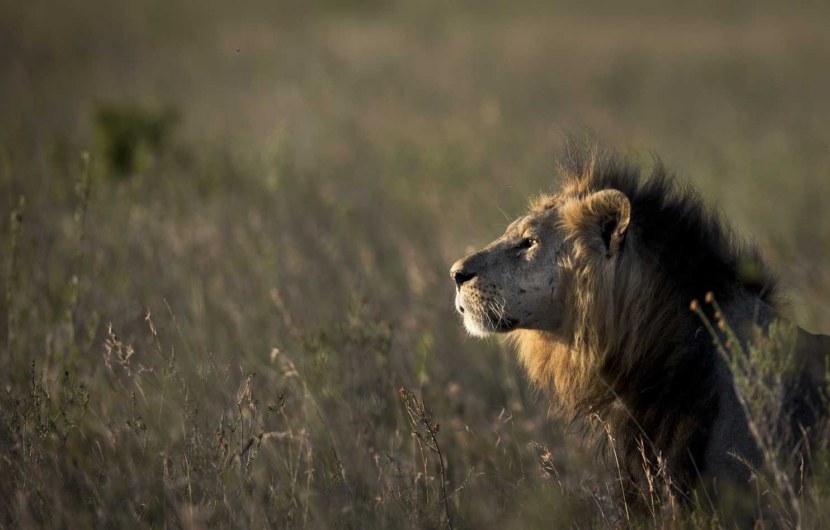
450, 144, 830, 507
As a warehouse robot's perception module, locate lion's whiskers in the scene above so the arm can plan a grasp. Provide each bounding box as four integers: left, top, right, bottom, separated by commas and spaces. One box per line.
484, 296, 510, 331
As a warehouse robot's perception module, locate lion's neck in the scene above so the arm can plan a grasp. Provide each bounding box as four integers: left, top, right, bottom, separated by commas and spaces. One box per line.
511, 292, 778, 490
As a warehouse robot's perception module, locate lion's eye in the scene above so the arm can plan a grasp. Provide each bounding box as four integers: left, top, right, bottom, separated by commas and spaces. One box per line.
517, 238, 537, 250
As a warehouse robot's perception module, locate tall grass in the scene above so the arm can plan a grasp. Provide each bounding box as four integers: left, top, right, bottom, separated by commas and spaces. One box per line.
1, 0, 829, 527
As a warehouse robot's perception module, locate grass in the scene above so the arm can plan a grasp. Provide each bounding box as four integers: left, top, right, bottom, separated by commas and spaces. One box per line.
1, 0, 830, 527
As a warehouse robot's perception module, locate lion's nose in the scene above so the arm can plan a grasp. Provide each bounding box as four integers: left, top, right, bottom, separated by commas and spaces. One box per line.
450, 262, 476, 287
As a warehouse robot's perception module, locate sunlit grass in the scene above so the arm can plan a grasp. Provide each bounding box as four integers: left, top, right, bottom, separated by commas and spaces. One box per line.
1, 1, 829, 527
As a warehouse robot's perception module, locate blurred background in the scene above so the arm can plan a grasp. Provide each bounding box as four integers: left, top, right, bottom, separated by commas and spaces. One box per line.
1, 0, 829, 527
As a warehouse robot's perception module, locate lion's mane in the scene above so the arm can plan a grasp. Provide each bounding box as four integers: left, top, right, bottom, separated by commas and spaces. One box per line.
511, 145, 783, 494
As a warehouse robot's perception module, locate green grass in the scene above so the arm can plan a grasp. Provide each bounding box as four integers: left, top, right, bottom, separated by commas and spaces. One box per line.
1, 1, 829, 527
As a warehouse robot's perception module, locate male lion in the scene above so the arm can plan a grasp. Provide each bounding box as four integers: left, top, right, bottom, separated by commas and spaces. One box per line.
450, 145, 829, 506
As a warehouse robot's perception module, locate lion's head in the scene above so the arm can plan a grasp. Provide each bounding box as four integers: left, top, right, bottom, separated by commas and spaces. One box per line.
451, 166, 643, 409
451, 187, 629, 340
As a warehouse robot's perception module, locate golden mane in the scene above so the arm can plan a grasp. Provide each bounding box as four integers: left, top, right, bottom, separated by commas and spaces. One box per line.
510, 146, 783, 493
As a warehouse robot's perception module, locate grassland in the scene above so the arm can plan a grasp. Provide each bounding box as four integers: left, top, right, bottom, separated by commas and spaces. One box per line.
1, 0, 830, 527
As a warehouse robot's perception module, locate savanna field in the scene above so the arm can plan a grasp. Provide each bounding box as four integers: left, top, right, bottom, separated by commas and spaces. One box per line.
2, 0, 830, 527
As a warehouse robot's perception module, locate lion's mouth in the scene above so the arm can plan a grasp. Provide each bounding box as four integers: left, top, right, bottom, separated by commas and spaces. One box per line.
467, 310, 518, 335
455, 290, 517, 335
490, 316, 518, 331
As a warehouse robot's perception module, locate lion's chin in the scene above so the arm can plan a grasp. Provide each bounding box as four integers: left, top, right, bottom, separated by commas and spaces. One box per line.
463, 317, 494, 338
462, 313, 517, 338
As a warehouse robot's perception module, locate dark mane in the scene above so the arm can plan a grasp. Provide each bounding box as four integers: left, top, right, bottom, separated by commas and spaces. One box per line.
561, 144, 779, 309
553, 143, 783, 498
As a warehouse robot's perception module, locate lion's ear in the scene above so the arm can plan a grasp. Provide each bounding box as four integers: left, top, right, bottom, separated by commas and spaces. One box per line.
583, 189, 631, 257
